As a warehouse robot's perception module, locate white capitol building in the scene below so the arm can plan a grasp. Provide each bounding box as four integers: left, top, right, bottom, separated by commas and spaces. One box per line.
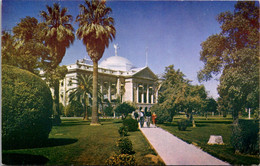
59, 46, 159, 112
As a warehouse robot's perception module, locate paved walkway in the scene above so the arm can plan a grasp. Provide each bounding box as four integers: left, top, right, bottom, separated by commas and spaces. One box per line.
139, 123, 229, 165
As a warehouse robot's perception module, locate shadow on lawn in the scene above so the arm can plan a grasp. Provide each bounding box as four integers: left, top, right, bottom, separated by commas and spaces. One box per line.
61, 121, 90, 126
4, 138, 78, 150
2, 153, 49, 165
45, 138, 78, 147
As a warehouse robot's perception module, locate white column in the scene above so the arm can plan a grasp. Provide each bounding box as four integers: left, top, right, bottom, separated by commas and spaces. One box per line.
151, 93, 154, 104
147, 85, 149, 104
108, 81, 111, 102
137, 84, 139, 103
141, 84, 144, 103
116, 77, 120, 98
100, 80, 103, 94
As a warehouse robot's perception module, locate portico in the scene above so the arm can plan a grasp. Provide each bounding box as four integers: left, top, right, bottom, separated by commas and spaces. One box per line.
58, 47, 159, 112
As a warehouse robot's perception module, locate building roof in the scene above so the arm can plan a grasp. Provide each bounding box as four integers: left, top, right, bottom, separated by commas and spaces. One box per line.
99, 56, 135, 71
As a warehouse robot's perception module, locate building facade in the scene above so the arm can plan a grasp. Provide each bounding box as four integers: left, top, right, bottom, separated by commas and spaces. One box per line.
59, 54, 159, 112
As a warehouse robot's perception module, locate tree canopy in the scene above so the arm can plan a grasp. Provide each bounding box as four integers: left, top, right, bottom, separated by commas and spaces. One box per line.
2, 17, 48, 74
157, 65, 207, 121
198, 2, 259, 120
40, 3, 75, 70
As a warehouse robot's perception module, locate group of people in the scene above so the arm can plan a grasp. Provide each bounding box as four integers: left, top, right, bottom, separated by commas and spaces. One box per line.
134, 110, 157, 128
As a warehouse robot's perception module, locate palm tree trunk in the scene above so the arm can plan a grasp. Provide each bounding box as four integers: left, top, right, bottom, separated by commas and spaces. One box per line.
91, 60, 100, 125
53, 80, 61, 125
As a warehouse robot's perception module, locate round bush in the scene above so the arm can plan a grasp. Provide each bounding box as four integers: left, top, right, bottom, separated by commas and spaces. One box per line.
118, 126, 128, 137
116, 137, 135, 154
123, 118, 138, 132
231, 119, 259, 154
150, 104, 172, 124
65, 100, 84, 117
177, 119, 189, 131
2, 65, 53, 149
115, 102, 136, 119
106, 154, 136, 166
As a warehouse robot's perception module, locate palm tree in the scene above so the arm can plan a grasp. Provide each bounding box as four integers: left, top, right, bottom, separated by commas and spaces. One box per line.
68, 74, 93, 120
40, 3, 75, 123
12, 16, 49, 74
76, 0, 116, 125
40, 3, 75, 70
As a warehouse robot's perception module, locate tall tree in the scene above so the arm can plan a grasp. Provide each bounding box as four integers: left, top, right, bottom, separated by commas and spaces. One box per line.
40, 3, 75, 70
68, 74, 93, 120
40, 3, 75, 123
2, 31, 17, 66
76, 0, 116, 125
2, 17, 48, 74
158, 65, 207, 121
198, 2, 259, 121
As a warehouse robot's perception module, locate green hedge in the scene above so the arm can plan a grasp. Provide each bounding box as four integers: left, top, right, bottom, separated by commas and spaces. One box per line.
65, 100, 84, 117
150, 104, 172, 124
177, 119, 189, 131
2, 65, 53, 149
231, 119, 259, 154
123, 118, 138, 132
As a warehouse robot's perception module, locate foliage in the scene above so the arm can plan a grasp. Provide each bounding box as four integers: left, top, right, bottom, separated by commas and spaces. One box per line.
76, 0, 116, 124
64, 106, 74, 117
177, 119, 189, 131
60, 103, 65, 116
231, 119, 259, 154
118, 126, 128, 137
198, 2, 259, 120
40, 3, 75, 124
106, 154, 136, 166
116, 137, 135, 155
203, 98, 218, 117
44, 66, 68, 123
65, 100, 84, 117
160, 65, 207, 116
122, 118, 138, 132
2, 16, 49, 74
40, 3, 75, 69
76, 0, 116, 62
114, 102, 136, 119
2, 65, 53, 149
104, 105, 114, 116
68, 74, 93, 119
150, 104, 172, 124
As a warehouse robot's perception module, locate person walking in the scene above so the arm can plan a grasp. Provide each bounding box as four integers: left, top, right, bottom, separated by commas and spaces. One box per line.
139, 110, 144, 128
152, 112, 157, 127
146, 111, 151, 128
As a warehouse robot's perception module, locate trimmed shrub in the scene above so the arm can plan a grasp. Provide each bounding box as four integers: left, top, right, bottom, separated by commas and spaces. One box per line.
118, 126, 128, 137
231, 119, 259, 154
123, 118, 138, 132
116, 137, 135, 154
2, 65, 53, 149
65, 100, 84, 117
106, 154, 136, 166
114, 102, 135, 119
177, 119, 189, 131
150, 104, 172, 124
104, 105, 114, 116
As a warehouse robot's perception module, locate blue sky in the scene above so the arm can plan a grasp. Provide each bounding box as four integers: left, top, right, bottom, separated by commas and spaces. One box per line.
2, 0, 238, 98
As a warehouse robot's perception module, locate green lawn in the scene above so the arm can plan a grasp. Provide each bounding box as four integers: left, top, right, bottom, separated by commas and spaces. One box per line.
2, 118, 163, 165
158, 117, 259, 165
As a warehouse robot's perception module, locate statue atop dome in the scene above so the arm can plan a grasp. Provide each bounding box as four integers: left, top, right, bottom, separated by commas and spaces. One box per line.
114, 43, 119, 56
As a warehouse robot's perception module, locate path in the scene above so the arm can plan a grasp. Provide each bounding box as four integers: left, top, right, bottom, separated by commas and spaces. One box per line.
139, 123, 229, 165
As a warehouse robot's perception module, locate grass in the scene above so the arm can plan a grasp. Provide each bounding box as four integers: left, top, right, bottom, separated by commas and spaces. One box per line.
158, 116, 259, 165
2, 118, 163, 165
